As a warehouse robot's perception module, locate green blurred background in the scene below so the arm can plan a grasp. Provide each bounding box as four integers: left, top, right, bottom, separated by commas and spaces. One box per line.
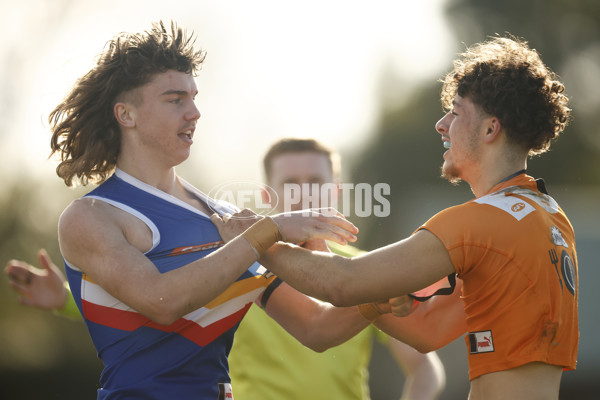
1, 0, 598, 398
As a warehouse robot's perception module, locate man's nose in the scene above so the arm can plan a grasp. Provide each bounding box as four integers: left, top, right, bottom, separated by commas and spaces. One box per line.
435, 113, 451, 135
187, 102, 201, 121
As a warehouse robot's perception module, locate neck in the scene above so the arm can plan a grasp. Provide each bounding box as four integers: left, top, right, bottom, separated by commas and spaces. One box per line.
116, 156, 179, 194
461, 131, 529, 198
116, 135, 185, 194
467, 158, 527, 198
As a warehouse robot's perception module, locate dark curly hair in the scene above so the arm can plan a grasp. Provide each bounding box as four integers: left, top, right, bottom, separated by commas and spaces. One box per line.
440, 35, 570, 156
49, 21, 206, 186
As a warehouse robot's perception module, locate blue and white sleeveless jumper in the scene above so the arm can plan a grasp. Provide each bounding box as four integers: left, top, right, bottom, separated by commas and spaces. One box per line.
64, 169, 275, 399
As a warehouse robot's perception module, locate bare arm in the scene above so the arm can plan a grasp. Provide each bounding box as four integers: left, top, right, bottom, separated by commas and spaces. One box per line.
387, 339, 446, 400
259, 229, 455, 307
59, 201, 358, 326
252, 239, 386, 352
260, 282, 375, 352
59, 199, 260, 325
373, 280, 467, 353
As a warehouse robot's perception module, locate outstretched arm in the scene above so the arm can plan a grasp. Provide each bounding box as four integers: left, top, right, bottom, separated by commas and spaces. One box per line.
259, 282, 381, 352
251, 238, 390, 352
373, 279, 467, 353
259, 229, 455, 307
59, 202, 358, 326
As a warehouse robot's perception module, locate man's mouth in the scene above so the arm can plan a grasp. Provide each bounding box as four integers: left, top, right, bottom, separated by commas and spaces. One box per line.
442, 136, 451, 149
180, 130, 193, 139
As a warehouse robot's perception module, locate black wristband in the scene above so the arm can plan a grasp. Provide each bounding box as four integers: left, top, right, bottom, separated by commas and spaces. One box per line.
260, 277, 284, 309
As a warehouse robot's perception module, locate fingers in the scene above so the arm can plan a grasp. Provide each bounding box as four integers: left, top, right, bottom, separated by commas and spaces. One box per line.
18, 296, 36, 307
330, 216, 358, 235
210, 213, 224, 225
211, 211, 260, 242
292, 209, 359, 234
328, 225, 357, 244
321, 207, 345, 219
272, 208, 358, 245
313, 220, 357, 244
237, 208, 258, 218
9, 279, 32, 297
38, 249, 54, 271
307, 209, 359, 235
5, 261, 35, 285
309, 207, 348, 221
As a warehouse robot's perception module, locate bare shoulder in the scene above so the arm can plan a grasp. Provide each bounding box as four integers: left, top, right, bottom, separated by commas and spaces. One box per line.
59, 197, 121, 238
58, 198, 127, 264
60, 197, 153, 257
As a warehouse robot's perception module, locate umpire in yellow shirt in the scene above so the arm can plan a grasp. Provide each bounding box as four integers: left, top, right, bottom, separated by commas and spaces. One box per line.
228, 138, 446, 400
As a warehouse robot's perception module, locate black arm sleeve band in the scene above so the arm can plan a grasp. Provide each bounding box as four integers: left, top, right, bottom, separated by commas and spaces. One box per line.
260, 277, 284, 309
408, 273, 456, 302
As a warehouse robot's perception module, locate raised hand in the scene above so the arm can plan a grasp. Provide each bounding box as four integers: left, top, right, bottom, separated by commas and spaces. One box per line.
210, 209, 260, 242
271, 208, 358, 245
4, 249, 68, 310
301, 238, 330, 252
211, 208, 358, 247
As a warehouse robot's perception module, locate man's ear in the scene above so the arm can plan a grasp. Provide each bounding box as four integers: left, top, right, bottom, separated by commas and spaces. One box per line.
114, 102, 135, 128
483, 117, 502, 144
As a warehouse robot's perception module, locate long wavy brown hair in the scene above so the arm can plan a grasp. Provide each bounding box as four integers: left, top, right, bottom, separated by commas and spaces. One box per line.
49, 21, 206, 186
440, 35, 570, 156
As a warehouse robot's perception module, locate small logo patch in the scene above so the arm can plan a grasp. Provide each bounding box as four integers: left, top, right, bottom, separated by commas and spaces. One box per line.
561, 250, 577, 296
551, 226, 569, 248
218, 383, 234, 400
469, 330, 494, 354
511, 202, 526, 212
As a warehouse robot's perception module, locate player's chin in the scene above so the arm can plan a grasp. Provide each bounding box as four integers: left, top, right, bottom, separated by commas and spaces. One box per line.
173, 149, 192, 164
440, 165, 461, 186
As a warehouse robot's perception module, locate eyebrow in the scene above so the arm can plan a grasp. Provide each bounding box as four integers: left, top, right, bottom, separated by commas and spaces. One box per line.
160, 90, 189, 96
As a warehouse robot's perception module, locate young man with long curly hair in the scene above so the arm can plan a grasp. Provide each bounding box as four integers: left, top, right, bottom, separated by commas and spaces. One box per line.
44, 21, 372, 399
